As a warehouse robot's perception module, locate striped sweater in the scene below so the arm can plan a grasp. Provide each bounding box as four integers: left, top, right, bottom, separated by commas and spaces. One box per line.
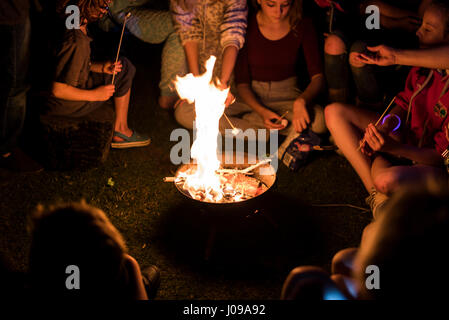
170, 0, 248, 75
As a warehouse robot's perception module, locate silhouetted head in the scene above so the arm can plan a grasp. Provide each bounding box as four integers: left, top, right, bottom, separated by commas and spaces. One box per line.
28, 201, 131, 299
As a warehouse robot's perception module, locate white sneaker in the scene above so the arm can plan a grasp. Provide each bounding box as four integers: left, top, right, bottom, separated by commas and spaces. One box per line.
365, 188, 389, 219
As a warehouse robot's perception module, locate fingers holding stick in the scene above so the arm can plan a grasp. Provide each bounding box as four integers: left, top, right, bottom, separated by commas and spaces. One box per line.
356, 96, 396, 151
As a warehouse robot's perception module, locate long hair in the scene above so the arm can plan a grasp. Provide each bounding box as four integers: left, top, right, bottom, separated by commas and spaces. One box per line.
56, 0, 110, 24
252, 0, 303, 28
430, 0, 449, 36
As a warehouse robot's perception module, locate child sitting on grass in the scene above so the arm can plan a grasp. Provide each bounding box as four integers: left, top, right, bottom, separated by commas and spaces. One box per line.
46, 0, 150, 149
325, 0, 449, 218
28, 201, 160, 299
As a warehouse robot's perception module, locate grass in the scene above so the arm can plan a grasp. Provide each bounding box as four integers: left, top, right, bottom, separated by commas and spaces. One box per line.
0, 27, 371, 300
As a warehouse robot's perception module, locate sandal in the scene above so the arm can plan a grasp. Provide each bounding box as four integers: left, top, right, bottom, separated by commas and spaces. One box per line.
111, 131, 151, 149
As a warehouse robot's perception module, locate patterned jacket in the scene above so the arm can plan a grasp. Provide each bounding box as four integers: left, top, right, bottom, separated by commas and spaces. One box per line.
170, 0, 248, 75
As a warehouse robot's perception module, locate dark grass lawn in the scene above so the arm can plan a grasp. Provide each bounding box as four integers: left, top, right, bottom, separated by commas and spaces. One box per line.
0, 27, 371, 299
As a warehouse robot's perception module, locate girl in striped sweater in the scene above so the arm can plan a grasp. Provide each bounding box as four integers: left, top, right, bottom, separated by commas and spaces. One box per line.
172, 0, 249, 130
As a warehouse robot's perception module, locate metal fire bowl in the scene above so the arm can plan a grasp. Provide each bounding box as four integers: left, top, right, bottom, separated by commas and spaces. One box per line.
174, 152, 276, 210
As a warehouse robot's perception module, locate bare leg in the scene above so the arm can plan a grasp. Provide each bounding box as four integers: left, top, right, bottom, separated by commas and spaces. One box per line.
113, 89, 133, 142
325, 103, 379, 192
371, 156, 446, 194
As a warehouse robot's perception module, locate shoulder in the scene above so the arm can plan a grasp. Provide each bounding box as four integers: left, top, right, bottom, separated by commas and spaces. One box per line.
60, 29, 90, 49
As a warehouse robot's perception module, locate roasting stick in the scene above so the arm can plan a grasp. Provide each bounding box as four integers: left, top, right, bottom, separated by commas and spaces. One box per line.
356, 96, 396, 152
275, 110, 289, 125
223, 113, 238, 131
164, 159, 272, 182
217, 159, 272, 175
111, 12, 131, 85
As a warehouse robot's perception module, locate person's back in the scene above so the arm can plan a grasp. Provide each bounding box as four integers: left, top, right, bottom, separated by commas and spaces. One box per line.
354, 179, 449, 299
28, 202, 150, 299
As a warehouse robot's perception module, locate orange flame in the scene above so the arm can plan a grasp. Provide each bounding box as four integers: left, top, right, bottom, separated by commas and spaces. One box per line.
174, 56, 229, 202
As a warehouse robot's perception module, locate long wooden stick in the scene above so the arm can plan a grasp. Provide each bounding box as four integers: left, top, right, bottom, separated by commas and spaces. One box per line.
111, 12, 131, 85
223, 113, 236, 130
357, 96, 396, 151
275, 110, 289, 124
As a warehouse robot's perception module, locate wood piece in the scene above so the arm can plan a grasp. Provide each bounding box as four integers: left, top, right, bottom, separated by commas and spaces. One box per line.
40, 105, 114, 169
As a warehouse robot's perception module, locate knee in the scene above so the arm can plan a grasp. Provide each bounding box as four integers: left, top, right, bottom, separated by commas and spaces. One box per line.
325, 34, 347, 55
121, 57, 136, 79
174, 101, 194, 129
324, 102, 345, 130
373, 170, 397, 194
349, 41, 367, 68
331, 248, 358, 275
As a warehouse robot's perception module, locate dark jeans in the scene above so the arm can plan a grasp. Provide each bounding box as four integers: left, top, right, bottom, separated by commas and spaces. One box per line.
325, 30, 415, 105
0, 17, 31, 156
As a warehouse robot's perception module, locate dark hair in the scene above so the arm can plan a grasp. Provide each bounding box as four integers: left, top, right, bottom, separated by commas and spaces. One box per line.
56, 0, 110, 24
357, 179, 449, 300
28, 202, 130, 299
252, 0, 303, 28
430, 0, 449, 36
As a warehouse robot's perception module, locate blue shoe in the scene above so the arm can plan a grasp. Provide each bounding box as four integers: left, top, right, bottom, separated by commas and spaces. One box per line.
111, 131, 151, 149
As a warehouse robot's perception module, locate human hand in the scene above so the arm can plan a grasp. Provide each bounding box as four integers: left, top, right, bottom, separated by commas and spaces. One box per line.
220, 90, 235, 108
292, 98, 310, 133
259, 108, 285, 130
92, 84, 115, 101
363, 123, 397, 153
215, 80, 235, 107
103, 60, 122, 75
356, 45, 397, 66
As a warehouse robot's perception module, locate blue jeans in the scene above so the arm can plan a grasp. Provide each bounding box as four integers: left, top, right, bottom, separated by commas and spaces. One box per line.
0, 17, 31, 156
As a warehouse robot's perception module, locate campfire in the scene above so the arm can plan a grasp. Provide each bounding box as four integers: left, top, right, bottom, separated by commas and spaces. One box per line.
166, 56, 276, 204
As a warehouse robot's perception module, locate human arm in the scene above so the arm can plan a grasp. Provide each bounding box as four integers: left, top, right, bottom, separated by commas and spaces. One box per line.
170, 0, 202, 75
293, 18, 325, 132
357, 44, 449, 69
293, 74, 325, 132
90, 61, 123, 74
51, 82, 115, 101
219, 0, 248, 85
183, 41, 200, 76
219, 45, 239, 87
363, 124, 442, 166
